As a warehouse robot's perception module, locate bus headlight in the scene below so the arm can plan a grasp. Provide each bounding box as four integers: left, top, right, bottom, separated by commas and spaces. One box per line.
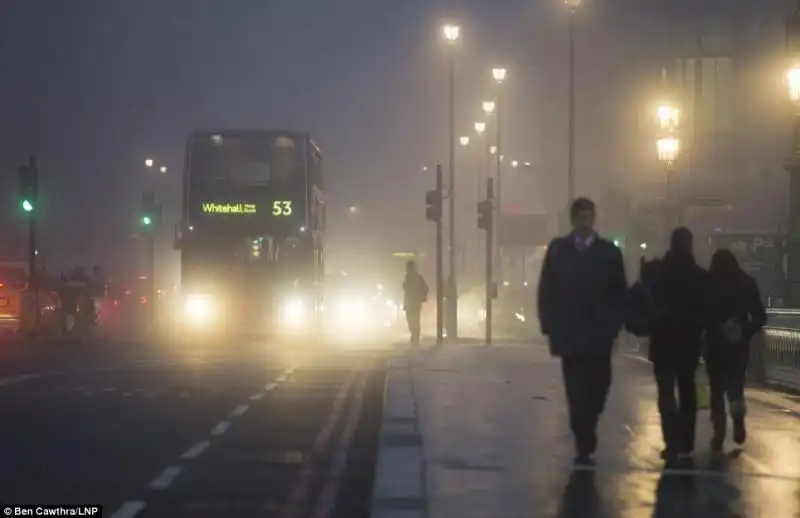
337, 297, 366, 325
184, 294, 216, 323
281, 297, 307, 326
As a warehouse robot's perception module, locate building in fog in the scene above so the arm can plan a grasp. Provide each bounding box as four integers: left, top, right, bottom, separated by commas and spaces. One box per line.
609, 0, 789, 236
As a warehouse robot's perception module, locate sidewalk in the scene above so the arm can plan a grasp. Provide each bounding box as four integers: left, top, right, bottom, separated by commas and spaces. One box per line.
371, 342, 800, 518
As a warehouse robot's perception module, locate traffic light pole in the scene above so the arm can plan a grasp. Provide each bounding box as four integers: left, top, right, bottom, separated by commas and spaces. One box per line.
141, 190, 157, 334
27, 193, 38, 336
18, 156, 39, 337
485, 178, 494, 346
435, 165, 445, 346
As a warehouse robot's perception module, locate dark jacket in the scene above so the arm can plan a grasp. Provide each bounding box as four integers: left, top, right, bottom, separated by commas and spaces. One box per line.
706, 270, 766, 350
624, 258, 663, 338
537, 234, 627, 357
403, 272, 428, 311
647, 249, 712, 363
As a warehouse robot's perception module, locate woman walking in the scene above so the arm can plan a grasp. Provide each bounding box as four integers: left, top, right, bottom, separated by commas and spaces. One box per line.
705, 249, 767, 453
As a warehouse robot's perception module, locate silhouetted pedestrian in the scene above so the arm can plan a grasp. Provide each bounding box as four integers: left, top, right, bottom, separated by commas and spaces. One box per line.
402, 261, 428, 345
705, 248, 766, 452
648, 228, 712, 462
537, 197, 627, 466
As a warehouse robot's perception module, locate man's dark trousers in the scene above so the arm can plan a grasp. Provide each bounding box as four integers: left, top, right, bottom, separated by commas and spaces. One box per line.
561, 353, 613, 455
653, 356, 698, 454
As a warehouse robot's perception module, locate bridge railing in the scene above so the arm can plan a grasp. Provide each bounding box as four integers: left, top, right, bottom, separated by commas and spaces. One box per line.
751, 309, 800, 391
624, 309, 800, 392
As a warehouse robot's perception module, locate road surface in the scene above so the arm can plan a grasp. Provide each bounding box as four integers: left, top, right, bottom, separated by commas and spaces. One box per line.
0, 339, 387, 518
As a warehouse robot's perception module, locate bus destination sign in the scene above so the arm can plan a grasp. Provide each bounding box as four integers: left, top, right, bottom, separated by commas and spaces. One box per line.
201, 200, 294, 216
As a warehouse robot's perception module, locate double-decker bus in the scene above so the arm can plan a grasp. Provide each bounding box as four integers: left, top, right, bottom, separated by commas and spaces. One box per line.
175, 130, 326, 337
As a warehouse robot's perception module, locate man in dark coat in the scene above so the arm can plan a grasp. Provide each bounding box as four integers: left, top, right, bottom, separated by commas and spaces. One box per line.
648, 227, 712, 462
537, 197, 627, 465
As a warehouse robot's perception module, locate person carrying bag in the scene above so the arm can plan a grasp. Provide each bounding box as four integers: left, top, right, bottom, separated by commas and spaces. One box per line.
704, 249, 767, 453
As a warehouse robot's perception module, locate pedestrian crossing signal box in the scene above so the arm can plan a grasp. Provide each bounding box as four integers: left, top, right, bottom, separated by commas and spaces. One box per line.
477, 199, 493, 231
425, 189, 442, 223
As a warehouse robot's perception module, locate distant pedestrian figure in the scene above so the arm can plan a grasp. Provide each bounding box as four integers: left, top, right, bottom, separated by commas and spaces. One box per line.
402, 261, 428, 345
705, 248, 766, 452
647, 227, 712, 462
537, 197, 627, 466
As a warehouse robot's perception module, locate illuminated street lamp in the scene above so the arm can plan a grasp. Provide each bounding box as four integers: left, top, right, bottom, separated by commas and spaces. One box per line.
656, 136, 680, 164
159, 166, 167, 174
657, 102, 680, 130
459, 136, 470, 146
482, 101, 495, 116
787, 65, 800, 102
474, 121, 486, 135
489, 145, 497, 155
144, 159, 154, 168
511, 160, 519, 168
442, 24, 460, 43
492, 68, 507, 84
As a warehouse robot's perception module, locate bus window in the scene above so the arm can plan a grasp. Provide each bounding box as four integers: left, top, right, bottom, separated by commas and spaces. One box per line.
189, 132, 303, 185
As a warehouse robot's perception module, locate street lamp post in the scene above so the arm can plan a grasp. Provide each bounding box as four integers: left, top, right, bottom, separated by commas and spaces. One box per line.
442, 23, 461, 337
656, 100, 680, 251
656, 136, 680, 200
481, 101, 496, 182
784, 7, 800, 305
491, 68, 506, 279
564, 0, 580, 212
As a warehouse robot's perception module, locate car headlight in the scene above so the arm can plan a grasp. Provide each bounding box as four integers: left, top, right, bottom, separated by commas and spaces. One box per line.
337, 297, 365, 321
281, 297, 307, 325
184, 295, 216, 322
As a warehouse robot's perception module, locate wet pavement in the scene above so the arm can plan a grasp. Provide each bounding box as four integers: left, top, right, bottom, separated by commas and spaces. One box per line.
403, 343, 800, 518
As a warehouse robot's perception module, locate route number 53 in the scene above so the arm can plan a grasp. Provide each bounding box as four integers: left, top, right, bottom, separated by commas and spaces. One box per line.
272, 201, 293, 216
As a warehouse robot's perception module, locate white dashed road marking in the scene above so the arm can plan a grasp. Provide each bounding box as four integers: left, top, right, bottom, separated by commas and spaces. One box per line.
149, 466, 181, 490
210, 421, 231, 436
0, 374, 40, 386
111, 364, 299, 516
231, 404, 249, 417
181, 440, 210, 460
109, 501, 146, 518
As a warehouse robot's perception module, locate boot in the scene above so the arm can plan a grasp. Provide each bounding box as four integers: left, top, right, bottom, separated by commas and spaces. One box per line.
710, 414, 726, 453
729, 399, 747, 445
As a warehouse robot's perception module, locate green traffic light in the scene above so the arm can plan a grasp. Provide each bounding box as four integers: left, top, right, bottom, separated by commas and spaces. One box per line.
21, 199, 33, 212
613, 239, 621, 247
142, 215, 152, 226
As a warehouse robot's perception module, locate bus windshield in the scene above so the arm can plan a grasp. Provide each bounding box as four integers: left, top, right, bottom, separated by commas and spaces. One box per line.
189, 132, 304, 185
